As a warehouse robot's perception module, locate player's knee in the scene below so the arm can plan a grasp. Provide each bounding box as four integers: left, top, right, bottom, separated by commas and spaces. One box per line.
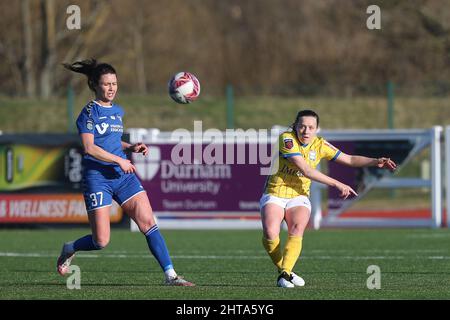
136, 216, 156, 233
263, 226, 280, 240
93, 237, 109, 249
288, 224, 304, 236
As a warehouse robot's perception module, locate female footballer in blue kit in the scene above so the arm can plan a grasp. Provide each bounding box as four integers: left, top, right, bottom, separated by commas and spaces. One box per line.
56, 59, 194, 286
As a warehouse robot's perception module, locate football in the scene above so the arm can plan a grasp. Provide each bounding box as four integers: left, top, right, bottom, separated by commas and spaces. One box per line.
168, 72, 201, 104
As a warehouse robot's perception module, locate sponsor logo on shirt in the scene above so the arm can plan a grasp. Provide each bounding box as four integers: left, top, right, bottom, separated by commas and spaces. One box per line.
95, 123, 109, 134
110, 124, 123, 132
309, 151, 316, 161
280, 164, 303, 177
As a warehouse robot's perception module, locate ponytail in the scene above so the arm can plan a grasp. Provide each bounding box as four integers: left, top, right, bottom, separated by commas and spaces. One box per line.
63, 59, 116, 92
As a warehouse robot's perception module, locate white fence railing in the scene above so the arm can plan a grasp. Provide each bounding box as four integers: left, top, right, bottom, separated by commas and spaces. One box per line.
446, 126, 450, 229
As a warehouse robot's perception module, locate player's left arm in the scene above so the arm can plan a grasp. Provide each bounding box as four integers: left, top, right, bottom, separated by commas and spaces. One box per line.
334, 153, 397, 171
121, 141, 148, 156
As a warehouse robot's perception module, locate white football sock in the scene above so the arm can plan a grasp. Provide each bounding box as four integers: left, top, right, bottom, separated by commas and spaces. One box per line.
165, 268, 177, 279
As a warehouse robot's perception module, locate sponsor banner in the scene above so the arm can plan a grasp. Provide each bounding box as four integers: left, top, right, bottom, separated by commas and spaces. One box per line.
0, 134, 129, 193
0, 134, 128, 225
133, 144, 267, 215
0, 137, 84, 192
0, 194, 122, 223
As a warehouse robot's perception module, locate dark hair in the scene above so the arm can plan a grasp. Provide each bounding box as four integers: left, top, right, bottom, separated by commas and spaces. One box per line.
63, 59, 116, 92
291, 109, 320, 130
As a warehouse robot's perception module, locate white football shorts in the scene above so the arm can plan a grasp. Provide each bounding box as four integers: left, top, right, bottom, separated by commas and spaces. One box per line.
259, 193, 312, 212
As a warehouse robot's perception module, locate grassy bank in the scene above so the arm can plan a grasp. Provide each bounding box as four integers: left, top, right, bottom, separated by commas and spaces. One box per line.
1, 94, 449, 133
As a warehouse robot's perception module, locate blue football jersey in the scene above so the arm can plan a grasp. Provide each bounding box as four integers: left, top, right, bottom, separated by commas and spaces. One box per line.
76, 100, 127, 170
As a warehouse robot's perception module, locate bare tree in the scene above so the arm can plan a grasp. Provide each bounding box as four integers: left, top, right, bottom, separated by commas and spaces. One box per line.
40, 0, 112, 97
21, 0, 36, 97
133, 11, 147, 94
1, 0, 450, 97
39, 0, 57, 98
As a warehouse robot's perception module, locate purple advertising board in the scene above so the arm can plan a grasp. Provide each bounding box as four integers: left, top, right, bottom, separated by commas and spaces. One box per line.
132, 138, 413, 220
327, 142, 357, 212
132, 143, 269, 218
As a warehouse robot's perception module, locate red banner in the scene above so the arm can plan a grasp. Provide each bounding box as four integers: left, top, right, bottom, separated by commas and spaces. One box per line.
0, 194, 122, 223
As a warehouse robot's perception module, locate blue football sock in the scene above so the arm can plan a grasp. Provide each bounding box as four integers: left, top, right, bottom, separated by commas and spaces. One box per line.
144, 225, 174, 272
73, 234, 103, 252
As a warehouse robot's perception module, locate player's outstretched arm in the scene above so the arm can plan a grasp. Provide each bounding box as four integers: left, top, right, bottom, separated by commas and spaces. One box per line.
121, 141, 148, 156
334, 153, 397, 171
288, 155, 358, 200
80, 133, 136, 173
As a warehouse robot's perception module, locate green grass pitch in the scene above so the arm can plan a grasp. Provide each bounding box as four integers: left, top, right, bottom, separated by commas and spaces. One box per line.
1, 228, 450, 300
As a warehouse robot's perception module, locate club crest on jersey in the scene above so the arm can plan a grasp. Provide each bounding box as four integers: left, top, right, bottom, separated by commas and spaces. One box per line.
96, 123, 109, 134
309, 151, 316, 161
284, 138, 294, 150
86, 119, 94, 131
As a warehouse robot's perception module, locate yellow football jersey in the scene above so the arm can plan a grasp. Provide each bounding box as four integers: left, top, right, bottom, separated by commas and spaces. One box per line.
263, 131, 341, 198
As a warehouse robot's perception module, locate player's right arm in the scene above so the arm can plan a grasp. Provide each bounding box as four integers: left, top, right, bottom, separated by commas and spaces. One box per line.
287, 155, 357, 200
279, 132, 357, 199
80, 133, 136, 173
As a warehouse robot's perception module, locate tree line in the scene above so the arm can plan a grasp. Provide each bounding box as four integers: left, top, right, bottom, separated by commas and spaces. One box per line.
0, 0, 449, 98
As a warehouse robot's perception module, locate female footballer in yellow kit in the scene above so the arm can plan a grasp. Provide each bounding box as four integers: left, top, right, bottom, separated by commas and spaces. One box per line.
260, 110, 397, 288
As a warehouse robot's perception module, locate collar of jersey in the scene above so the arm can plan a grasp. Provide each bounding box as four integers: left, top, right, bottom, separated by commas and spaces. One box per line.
92, 100, 113, 108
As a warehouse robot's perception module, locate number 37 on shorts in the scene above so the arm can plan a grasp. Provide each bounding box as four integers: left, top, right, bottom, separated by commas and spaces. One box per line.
88, 192, 104, 210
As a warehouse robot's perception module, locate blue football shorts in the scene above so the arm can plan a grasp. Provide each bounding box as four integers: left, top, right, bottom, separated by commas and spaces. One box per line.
82, 168, 145, 212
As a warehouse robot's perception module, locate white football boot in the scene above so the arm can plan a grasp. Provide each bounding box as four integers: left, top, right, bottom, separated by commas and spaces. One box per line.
277, 272, 295, 288
291, 272, 306, 287
164, 275, 195, 287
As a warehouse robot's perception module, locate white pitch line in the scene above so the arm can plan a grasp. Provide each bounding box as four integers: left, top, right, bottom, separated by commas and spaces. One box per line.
0, 252, 267, 260
2, 252, 450, 260
179, 249, 448, 254
406, 234, 450, 239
